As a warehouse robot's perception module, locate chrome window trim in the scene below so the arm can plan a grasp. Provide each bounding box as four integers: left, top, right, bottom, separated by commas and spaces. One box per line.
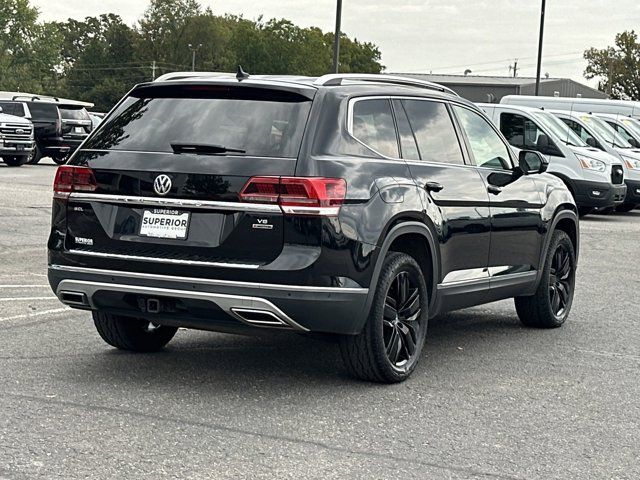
68, 193, 282, 214
50, 264, 369, 294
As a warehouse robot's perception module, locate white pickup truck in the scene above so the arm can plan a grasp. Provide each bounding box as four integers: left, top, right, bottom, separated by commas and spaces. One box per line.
0, 107, 35, 167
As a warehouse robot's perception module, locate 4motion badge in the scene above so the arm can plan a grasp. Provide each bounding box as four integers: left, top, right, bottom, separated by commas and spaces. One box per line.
252, 219, 273, 230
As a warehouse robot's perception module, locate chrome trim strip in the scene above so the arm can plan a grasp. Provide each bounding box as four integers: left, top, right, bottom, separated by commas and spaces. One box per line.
68, 193, 282, 214
438, 270, 536, 288
50, 264, 369, 294
56, 280, 309, 331
67, 249, 262, 269
280, 205, 340, 216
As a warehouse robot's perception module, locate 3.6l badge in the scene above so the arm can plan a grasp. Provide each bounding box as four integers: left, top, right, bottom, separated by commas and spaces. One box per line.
252, 219, 273, 230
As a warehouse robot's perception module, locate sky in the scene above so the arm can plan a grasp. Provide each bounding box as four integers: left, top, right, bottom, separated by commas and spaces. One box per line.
33, 0, 640, 86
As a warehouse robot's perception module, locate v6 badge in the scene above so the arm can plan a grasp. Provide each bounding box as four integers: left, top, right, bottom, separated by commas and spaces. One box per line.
252, 219, 274, 230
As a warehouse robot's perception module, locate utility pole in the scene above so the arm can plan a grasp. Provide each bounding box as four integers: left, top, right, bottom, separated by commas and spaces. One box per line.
332, 0, 342, 74
188, 43, 202, 71
608, 57, 614, 96
151, 60, 156, 80
509, 59, 519, 78
534, 0, 546, 96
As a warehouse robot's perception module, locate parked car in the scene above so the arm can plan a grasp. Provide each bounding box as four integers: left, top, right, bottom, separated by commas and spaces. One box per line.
0, 107, 35, 167
501, 95, 640, 120
479, 103, 626, 216
59, 104, 93, 157
0, 97, 69, 165
551, 110, 640, 212
48, 73, 580, 383
88, 112, 105, 129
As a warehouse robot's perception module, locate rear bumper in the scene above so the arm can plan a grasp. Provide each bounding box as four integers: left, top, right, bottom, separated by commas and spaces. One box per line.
573, 179, 626, 208
40, 137, 71, 157
48, 265, 369, 335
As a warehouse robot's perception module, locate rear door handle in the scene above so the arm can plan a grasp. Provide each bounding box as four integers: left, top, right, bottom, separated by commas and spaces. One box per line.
424, 182, 444, 192
487, 185, 503, 195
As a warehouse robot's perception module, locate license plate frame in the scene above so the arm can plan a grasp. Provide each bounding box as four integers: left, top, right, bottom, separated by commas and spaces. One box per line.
139, 209, 191, 240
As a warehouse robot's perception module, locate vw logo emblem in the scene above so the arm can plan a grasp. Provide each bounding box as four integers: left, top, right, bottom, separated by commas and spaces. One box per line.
153, 174, 172, 196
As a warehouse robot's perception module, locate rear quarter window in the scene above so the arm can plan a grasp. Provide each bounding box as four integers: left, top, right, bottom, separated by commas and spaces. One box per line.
84, 86, 313, 158
60, 107, 90, 120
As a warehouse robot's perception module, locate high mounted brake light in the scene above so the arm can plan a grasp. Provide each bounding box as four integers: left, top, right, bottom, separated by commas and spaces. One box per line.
239, 176, 347, 216
53, 166, 97, 198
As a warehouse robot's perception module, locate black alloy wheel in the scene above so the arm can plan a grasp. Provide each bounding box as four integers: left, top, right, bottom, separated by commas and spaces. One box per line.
383, 271, 422, 369
548, 244, 573, 318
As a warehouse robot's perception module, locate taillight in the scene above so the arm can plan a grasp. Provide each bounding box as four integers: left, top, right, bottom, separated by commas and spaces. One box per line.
53, 166, 97, 199
239, 176, 347, 215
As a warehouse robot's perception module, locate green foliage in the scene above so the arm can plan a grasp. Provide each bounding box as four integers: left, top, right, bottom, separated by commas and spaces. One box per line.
0, 0, 383, 111
584, 31, 640, 100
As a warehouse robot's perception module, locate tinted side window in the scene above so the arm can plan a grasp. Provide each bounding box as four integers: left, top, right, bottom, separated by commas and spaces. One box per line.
0, 102, 17, 116
401, 100, 464, 165
608, 121, 635, 143
454, 106, 512, 170
561, 118, 594, 144
60, 107, 90, 121
352, 99, 399, 158
500, 112, 550, 152
391, 99, 420, 160
27, 103, 59, 119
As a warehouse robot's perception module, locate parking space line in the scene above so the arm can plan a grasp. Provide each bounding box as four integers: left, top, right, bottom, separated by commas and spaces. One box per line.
0, 307, 71, 323
0, 296, 58, 302
0, 285, 50, 289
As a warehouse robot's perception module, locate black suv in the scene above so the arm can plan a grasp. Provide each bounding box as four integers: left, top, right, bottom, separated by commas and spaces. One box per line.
0, 97, 70, 164
48, 73, 580, 382
58, 104, 93, 158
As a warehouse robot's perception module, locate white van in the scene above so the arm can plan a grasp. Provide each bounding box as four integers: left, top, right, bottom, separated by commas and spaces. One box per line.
479, 103, 626, 216
549, 110, 640, 212
501, 95, 640, 119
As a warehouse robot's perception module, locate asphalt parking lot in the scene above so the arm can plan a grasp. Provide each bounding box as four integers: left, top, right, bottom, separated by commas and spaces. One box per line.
0, 160, 639, 480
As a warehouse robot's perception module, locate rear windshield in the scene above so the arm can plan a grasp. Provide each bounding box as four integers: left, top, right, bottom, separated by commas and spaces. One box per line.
84, 86, 312, 158
27, 102, 59, 119
0, 102, 25, 117
60, 107, 90, 120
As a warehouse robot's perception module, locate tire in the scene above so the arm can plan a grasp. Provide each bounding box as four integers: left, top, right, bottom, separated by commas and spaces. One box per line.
616, 203, 637, 213
52, 155, 68, 165
2, 156, 28, 167
515, 230, 576, 329
28, 144, 42, 164
93, 311, 178, 352
577, 207, 592, 217
339, 252, 429, 383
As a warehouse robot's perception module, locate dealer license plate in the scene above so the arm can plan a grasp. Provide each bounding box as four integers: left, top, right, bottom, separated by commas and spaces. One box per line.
139, 209, 190, 240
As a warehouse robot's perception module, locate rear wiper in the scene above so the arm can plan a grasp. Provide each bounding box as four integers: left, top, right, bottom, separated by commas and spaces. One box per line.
170, 143, 246, 155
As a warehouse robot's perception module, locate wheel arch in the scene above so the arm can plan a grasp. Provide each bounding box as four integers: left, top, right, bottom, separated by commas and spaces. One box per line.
534, 208, 579, 289
364, 221, 440, 324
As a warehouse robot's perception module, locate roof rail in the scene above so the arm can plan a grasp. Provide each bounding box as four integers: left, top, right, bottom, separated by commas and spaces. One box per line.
314, 74, 459, 96
154, 71, 235, 82
11, 94, 60, 102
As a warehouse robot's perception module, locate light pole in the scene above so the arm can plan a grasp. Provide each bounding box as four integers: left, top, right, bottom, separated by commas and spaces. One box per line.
332, 0, 342, 73
188, 43, 202, 72
534, 0, 546, 96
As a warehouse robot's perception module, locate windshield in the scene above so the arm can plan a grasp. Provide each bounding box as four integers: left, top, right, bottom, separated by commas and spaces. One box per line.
533, 111, 587, 147
84, 86, 312, 158
580, 115, 632, 149
620, 118, 640, 141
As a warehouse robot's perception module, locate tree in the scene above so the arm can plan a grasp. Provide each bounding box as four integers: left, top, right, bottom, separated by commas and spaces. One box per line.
584, 31, 640, 100
0, 0, 62, 93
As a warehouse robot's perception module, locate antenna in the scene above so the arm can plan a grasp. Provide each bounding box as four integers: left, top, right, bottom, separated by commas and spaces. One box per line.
236, 65, 250, 81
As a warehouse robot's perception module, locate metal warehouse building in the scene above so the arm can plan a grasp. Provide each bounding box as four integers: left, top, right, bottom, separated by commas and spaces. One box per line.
391, 74, 608, 103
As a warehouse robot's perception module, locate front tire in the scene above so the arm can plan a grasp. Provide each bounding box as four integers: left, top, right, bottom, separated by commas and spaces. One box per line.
577, 206, 592, 217
515, 230, 576, 328
93, 311, 178, 352
28, 144, 43, 164
339, 252, 429, 383
616, 203, 637, 213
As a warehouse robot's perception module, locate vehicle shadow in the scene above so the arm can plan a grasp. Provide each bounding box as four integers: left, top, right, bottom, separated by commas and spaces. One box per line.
67, 305, 533, 394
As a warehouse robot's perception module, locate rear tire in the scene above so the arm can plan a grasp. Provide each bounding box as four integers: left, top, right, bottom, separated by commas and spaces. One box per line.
515, 230, 576, 328
616, 203, 637, 213
339, 252, 429, 383
2, 156, 28, 167
93, 311, 178, 352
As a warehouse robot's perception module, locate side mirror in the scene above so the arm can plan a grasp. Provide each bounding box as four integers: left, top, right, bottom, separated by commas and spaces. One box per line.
519, 150, 549, 175
586, 137, 598, 148
629, 138, 640, 148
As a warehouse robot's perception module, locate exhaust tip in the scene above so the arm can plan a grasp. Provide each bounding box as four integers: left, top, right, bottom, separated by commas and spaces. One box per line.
230, 308, 290, 328
59, 290, 89, 307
